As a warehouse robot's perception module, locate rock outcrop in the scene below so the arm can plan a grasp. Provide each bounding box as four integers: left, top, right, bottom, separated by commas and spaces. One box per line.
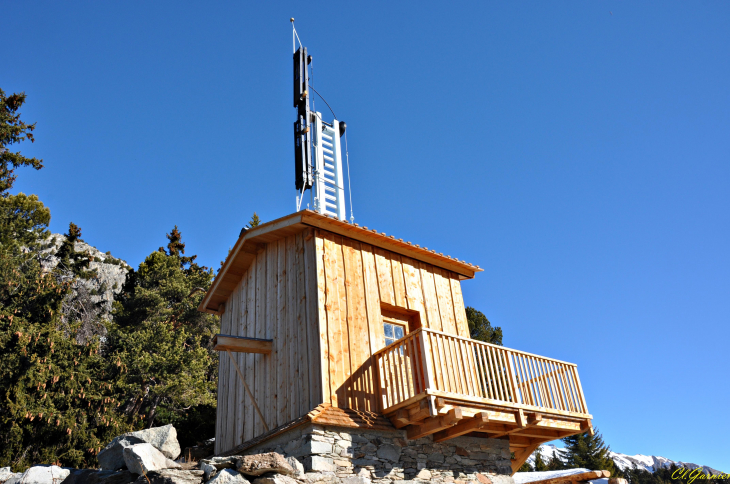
39, 233, 130, 343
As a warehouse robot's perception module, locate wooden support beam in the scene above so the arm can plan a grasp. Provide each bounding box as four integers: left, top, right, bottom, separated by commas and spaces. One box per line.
391, 409, 411, 429
408, 399, 432, 422
511, 442, 541, 475
490, 412, 543, 439
509, 435, 547, 447
505, 428, 573, 439
433, 412, 490, 443
581, 419, 594, 436
407, 407, 462, 440
516, 408, 527, 428
213, 334, 273, 354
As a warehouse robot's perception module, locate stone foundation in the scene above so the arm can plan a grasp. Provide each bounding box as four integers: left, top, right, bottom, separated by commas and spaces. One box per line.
239, 423, 514, 484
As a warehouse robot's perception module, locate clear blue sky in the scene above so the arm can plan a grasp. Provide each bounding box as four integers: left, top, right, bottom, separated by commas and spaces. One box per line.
3, 1, 729, 472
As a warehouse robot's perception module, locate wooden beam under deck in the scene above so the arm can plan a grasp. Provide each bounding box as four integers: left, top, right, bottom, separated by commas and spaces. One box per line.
382, 394, 591, 476
433, 412, 490, 442
406, 407, 462, 440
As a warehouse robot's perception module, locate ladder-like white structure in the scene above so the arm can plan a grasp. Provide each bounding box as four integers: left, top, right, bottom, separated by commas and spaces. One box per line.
312, 113, 346, 220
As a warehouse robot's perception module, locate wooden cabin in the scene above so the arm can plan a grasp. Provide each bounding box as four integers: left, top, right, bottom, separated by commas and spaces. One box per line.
199, 210, 592, 474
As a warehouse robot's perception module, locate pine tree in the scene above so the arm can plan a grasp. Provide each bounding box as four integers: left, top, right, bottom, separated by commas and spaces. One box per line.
519, 461, 534, 472
55, 223, 96, 280
546, 452, 567, 471
560, 428, 618, 474
0, 90, 131, 470
533, 448, 548, 471
162, 225, 196, 267
55, 223, 109, 344
108, 227, 219, 443
0, 89, 43, 195
0, 89, 49, 252
245, 212, 261, 229
466, 307, 503, 345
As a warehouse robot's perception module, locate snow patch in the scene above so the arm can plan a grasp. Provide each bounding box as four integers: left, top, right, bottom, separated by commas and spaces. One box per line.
525, 444, 724, 475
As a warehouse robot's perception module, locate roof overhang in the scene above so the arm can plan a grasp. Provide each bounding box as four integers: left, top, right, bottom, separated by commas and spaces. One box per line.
198, 210, 483, 315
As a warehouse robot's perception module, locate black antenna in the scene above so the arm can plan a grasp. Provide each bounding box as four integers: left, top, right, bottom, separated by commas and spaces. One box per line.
293, 42, 312, 192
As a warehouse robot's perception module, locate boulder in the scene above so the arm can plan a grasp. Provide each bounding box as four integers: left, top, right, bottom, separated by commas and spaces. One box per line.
200, 456, 239, 471
200, 456, 240, 481
61, 469, 133, 484
236, 453, 294, 477
1, 467, 21, 484
285, 457, 304, 479
16, 465, 70, 484
209, 469, 250, 484
125, 424, 181, 460
98, 436, 146, 471
99, 424, 181, 471
123, 443, 181, 475
131, 469, 204, 484
201, 463, 217, 481
252, 476, 299, 484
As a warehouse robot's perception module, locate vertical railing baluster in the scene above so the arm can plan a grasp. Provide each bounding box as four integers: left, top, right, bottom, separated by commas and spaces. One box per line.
529, 357, 545, 407
486, 345, 504, 401
505, 350, 520, 404
538, 358, 555, 409
517, 354, 534, 406
572, 366, 588, 413
560, 364, 571, 411
496, 347, 511, 402
478, 345, 494, 399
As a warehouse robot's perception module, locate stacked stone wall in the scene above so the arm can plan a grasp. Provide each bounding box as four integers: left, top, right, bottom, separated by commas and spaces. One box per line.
242, 424, 514, 484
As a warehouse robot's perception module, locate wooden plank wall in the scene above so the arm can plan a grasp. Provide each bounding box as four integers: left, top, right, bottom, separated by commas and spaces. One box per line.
215, 229, 322, 454
316, 230, 471, 412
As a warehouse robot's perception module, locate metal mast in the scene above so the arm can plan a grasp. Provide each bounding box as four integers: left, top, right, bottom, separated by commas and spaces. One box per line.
291, 20, 348, 221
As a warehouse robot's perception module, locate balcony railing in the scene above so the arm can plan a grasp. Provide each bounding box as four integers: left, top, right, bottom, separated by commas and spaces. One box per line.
373, 328, 589, 418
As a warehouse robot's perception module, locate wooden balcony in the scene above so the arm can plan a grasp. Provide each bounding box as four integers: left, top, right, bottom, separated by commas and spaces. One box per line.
373, 328, 593, 474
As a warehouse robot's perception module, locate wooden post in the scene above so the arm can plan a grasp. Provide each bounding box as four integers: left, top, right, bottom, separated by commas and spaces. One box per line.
418, 329, 437, 416
226, 349, 269, 432
511, 442, 541, 475
571, 365, 589, 414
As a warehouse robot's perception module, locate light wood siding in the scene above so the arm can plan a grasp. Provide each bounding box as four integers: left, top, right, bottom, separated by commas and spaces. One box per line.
314, 229, 470, 412
215, 229, 322, 454
216, 226, 471, 452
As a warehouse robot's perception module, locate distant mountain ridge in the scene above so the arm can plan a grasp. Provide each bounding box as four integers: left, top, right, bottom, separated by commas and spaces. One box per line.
527, 444, 724, 476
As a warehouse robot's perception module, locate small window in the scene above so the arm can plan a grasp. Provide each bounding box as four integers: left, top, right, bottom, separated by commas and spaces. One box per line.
383, 321, 406, 347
